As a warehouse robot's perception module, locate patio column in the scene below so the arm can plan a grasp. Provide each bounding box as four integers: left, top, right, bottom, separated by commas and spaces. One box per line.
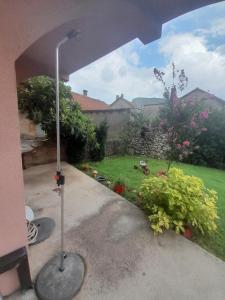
0, 53, 28, 296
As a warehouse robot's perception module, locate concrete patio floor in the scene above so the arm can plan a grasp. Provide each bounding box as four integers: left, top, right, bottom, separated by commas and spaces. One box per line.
8, 162, 225, 300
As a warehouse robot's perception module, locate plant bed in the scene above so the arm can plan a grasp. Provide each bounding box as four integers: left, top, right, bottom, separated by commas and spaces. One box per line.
79, 156, 225, 261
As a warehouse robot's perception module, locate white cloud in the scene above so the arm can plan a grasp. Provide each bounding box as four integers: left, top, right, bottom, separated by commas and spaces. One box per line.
69, 39, 163, 103
69, 31, 225, 104
195, 17, 225, 37
159, 33, 225, 98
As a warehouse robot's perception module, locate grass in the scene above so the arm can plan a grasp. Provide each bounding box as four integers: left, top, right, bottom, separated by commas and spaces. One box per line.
87, 155, 225, 261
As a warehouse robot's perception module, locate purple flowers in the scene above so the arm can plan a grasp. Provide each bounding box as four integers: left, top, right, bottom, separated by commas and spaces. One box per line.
183, 140, 190, 147
199, 110, 209, 120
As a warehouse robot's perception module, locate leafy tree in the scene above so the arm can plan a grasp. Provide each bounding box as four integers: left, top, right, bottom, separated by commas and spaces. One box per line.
18, 75, 97, 163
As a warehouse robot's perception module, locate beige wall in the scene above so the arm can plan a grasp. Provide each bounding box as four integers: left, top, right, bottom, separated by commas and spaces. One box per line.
110, 98, 134, 109
86, 109, 131, 141
143, 104, 164, 118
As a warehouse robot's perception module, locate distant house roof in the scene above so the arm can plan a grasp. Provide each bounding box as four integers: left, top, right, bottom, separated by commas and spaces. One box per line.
72, 92, 109, 111
110, 94, 135, 109
132, 97, 165, 108
180, 88, 225, 105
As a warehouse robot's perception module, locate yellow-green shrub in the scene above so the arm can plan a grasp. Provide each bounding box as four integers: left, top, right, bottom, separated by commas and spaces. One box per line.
140, 168, 218, 234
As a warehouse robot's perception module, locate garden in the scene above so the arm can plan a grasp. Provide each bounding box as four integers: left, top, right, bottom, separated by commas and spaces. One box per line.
18, 68, 225, 262
78, 66, 225, 261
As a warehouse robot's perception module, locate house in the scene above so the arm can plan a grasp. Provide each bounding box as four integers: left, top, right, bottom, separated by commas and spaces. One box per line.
0, 0, 221, 296
181, 88, 225, 111
132, 97, 165, 117
110, 94, 136, 110
72, 92, 134, 154
72, 90, 109, 111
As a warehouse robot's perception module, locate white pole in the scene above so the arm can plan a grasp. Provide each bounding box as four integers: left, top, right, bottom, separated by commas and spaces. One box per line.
55, 30, 79, 272
55, 36, 68, 272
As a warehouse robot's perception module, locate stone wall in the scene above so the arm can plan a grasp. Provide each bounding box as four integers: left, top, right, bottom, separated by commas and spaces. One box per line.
105, 140, 123, 156
128, 128, 170, 159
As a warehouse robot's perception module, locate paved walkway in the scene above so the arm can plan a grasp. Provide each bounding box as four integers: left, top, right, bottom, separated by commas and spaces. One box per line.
8, 162, 225, 300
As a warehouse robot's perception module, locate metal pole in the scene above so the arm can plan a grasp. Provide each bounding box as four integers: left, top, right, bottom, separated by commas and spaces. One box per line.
55, 30, 79, 272
55, 36, 68, 272
56, 37, 68, 171
35, 30, 85, 300
56, 46, 60, 172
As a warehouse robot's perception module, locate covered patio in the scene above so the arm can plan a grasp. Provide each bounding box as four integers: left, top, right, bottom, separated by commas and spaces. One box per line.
0, 0, 224, 297
8, 162, 225, 300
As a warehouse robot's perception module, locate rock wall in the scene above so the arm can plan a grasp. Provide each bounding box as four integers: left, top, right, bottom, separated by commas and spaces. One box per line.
127, 128, 170, 159
105, 140, 123, 156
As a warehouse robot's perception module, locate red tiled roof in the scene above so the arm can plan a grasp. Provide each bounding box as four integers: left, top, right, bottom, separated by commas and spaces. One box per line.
72, 92, 109, 111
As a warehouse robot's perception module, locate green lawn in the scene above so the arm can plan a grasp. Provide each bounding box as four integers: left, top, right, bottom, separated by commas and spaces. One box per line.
88, 156, 225, 261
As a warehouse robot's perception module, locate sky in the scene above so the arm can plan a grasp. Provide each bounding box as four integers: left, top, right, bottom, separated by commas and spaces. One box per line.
68, 1, 225, 104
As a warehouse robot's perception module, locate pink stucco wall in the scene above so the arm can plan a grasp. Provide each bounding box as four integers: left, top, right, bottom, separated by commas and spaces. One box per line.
0, 57, 27, 295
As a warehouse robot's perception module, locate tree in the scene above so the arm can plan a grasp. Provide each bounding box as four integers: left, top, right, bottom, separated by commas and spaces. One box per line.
18, 75, 97, 163
154, 63, 207, 169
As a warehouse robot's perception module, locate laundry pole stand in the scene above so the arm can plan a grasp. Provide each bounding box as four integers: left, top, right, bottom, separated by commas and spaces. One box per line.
35, 30, 85, 300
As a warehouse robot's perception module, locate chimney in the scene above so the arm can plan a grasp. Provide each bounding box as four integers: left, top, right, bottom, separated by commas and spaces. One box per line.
83, 89, 88, 96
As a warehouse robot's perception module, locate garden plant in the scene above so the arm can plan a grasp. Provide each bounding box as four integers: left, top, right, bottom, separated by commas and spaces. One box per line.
140, 167, 218, 235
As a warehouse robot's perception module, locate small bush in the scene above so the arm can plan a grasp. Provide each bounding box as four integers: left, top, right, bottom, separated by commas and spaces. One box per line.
66, 134, 87, 164
140, 168, 218, 234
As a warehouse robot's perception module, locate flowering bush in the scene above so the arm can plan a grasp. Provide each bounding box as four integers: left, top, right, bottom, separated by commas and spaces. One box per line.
185, 108, 225, 169
139, 168, 218, 235
154, 64, 208, 168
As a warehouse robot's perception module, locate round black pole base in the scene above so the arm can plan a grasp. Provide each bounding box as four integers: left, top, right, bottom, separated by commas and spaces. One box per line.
35, 252, 85, 300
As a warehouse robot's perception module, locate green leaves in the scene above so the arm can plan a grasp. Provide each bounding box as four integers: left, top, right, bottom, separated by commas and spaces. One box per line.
17, 76, 98, 163
140, 168, 218, 235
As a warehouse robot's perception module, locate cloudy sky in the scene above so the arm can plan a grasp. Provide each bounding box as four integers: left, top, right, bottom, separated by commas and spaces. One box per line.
69, 1, 225, 104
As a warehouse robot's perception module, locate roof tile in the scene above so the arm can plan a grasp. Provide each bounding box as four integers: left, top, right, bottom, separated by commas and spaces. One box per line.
72, 92, 109, 111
